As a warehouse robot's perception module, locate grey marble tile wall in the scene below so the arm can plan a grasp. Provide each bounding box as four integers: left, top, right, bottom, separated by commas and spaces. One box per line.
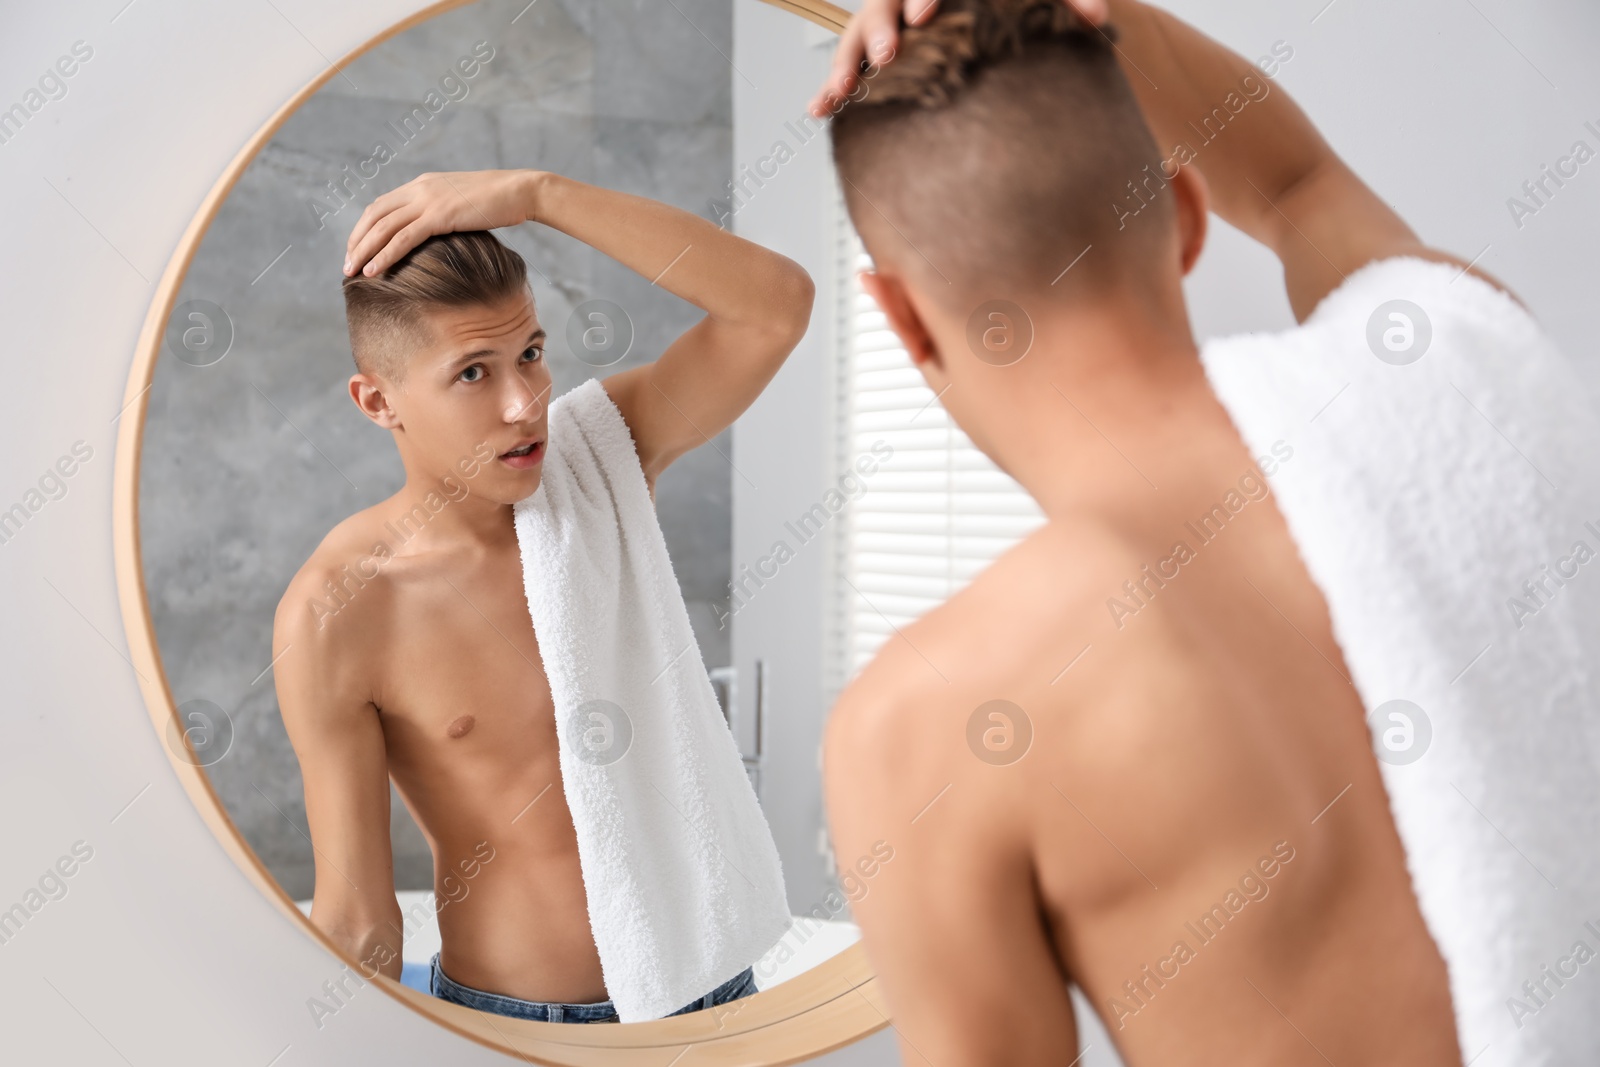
139, 0, 736, 900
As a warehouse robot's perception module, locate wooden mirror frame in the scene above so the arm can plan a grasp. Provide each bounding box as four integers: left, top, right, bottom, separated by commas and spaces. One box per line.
111, 1, 890, 1062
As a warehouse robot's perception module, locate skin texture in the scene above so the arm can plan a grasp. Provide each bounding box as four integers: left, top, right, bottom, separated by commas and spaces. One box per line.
819, 1, 1498, 1064
274, 170, 812, 1001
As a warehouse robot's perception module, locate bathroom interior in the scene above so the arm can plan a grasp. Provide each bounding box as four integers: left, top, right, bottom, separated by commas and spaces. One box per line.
122, 0, 1598, 1063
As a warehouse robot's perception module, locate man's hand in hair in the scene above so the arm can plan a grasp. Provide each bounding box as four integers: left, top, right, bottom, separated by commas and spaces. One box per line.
807, 0, 1110, 118
812, 0, 1518, 316
344, 169, 543, 278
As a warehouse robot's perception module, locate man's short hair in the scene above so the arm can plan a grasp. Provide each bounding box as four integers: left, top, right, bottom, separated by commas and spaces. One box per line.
828, 0, 1172, 313
341, 230, 530, 381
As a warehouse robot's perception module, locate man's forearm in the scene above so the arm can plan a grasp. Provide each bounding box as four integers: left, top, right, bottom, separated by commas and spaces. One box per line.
523, 170, 810, 334
1104, 1, 1338, 249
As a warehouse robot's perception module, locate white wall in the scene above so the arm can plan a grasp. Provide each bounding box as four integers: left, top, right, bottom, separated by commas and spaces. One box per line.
1171, 0, 1600, 378
728, 0, 841, 920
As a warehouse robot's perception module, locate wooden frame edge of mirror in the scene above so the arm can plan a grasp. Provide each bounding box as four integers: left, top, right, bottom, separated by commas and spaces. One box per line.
109, 0, 890, 1063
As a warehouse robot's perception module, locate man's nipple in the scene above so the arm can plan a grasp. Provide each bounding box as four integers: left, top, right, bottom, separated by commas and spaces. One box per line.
446, 714, 476, 739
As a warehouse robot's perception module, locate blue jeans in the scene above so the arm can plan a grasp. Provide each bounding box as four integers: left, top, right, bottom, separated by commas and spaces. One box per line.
428, 953, 759, 1024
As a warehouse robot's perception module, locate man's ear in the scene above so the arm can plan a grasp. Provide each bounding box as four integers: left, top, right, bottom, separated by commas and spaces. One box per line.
349, 373, 401, 429
859, 269, 941, 372
1170, 164, 1211, 276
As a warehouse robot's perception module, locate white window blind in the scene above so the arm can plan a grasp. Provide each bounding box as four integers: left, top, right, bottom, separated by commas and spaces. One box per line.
826, 179, 1047, 696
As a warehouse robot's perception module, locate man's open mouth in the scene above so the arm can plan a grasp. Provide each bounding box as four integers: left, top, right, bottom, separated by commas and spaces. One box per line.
500, 439, 545, 467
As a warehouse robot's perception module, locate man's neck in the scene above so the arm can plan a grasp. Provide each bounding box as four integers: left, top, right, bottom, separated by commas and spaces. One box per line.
939, 303, 1221, 524
390, 469, 518, 554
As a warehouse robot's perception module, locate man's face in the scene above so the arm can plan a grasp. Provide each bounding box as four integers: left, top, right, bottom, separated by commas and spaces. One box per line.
386, 288, 553, 505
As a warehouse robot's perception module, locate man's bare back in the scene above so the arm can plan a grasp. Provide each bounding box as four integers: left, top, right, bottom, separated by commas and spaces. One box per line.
280, 494, 606, 1002
812, 0, 1527, 1059
826, 388, 1459, 1063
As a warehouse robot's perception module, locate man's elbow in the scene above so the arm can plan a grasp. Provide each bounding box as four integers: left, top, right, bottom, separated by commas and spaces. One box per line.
312, 901, 403, 977
770, 263, 815, 346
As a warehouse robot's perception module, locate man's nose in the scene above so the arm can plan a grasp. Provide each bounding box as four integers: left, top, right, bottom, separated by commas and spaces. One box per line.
503, 376, 547, 423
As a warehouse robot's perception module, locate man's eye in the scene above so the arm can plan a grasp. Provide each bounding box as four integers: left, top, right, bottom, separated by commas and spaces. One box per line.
522, 346, 544, 362
459, 364, 484, 382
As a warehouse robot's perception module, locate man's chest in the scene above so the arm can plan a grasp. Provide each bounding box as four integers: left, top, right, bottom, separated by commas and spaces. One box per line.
374, 566, 555, 744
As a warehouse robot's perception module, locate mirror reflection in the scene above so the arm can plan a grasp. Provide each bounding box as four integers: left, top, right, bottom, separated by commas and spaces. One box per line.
139, 0, 865, 1029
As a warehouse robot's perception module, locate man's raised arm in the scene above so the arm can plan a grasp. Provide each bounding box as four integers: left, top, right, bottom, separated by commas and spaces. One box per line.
343, 169, 815, 491
812, 0, 1516, 320
1101, 0, 1518, 319
522, 173, 814, 491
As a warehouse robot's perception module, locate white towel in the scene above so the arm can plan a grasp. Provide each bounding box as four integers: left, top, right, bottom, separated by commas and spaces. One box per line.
1200, 256, 1600, 1066
512, 376, 792, 1023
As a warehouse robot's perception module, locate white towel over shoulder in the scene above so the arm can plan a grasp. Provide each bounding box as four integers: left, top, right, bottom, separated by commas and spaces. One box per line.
512, 376, 792, 1023
1201, 256, 1600, 1066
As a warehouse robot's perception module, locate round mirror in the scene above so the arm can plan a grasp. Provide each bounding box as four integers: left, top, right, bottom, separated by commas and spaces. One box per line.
117, 0, 892, 1061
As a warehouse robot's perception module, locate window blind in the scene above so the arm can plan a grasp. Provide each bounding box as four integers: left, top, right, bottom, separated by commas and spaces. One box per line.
826, 179, 1048, 694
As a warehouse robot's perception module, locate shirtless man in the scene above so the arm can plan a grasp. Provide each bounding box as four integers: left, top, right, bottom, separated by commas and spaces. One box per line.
810, 0, 1519, 1062
271, 170, 812, 1020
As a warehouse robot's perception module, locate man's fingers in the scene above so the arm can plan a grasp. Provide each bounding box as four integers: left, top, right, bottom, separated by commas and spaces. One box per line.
856, 0, 906, 69
809, 0, 911, 119
345, 192, 409, 272
363, 220, 429, 277
806, 0, 1113, 116
810, 20, 864, 117
1066, 0, 1109, 26
349, 206, 425, 277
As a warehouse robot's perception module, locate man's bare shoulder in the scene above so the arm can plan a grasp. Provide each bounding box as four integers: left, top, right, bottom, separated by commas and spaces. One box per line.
823, 515, 1244, 902
273, 505, 398, 659
830, 516, 1172, 732
821, 518, 1220, 936
831, 520, 1167, 798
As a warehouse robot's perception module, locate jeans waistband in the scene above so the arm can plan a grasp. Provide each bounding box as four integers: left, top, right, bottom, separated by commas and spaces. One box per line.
427, 953, 757, 1024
